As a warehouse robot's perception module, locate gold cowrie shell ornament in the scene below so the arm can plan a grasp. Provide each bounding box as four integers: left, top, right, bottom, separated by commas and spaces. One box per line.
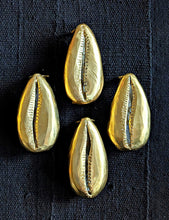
108, 73, 151, 151
17, 74, 60, 152
64, 24, 104, 104
69, 117, 108, 198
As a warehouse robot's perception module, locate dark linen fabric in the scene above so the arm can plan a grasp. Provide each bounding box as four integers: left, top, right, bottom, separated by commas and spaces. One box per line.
0, 0, 168, 219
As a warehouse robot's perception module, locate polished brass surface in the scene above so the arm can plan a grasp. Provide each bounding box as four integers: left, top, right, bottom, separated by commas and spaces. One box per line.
17, 74, 60, 152
69, 117, 108, 198
108, 73, 151, 151
64, 24, 104, 104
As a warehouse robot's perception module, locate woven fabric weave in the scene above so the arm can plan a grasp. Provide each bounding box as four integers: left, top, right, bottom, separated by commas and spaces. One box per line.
0, 0, 168, 219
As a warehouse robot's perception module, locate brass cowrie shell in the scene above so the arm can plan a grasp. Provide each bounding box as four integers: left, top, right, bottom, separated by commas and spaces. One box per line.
64, 24, 104, 104
108, 73, 151, 151
69, 117, 108, 198
17, 74, 60, 152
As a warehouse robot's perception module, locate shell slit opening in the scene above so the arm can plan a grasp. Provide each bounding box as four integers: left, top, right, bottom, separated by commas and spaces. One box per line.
126, 77, 133, 147
33, 80, 39, 149
81, 31, 87, 100
85, 128, 91, 195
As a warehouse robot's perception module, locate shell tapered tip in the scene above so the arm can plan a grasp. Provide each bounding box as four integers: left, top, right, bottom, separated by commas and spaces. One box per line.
71, 28, 75, 33
118, 73, 135, 79
42, 75, 50, 78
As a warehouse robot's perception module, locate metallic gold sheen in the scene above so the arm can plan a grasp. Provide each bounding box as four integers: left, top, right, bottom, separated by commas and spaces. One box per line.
69, 117, 108, 198
17, 74, 60, 152
64, 23, 104, 104
108, 73, 151, 151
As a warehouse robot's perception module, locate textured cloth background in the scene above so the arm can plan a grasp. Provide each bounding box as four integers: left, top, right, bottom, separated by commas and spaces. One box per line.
0, 0, 169, 219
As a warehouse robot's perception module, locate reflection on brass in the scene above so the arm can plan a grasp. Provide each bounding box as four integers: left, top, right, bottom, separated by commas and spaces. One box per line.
108, 73, 151, 151
17, 74, 60, 152
64, 24, 104, 104
69, 117, 108, 198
